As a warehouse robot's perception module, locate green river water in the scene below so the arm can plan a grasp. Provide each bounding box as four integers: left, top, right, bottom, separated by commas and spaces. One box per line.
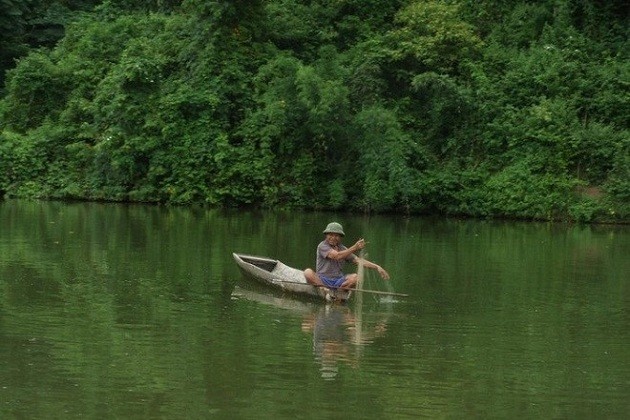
1, 200, 628, 419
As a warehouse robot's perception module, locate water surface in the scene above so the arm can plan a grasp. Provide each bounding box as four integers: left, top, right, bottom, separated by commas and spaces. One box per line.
1, 200, 628, 418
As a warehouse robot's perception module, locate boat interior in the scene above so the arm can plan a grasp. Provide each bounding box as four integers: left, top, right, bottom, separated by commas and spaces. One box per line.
241, 255, 277, 272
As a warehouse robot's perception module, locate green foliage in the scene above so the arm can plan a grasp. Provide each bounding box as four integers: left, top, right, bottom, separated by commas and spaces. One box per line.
239, 47, 356, 208
352, 106, 420, 212
2, 51, 70, 132
408, 72, 475, 156
486, 3, 553, 48
604, 134, 630, 218
565, 0, 629, 48
327, 179, 346, 209
568, 197, 606, 223
480, 159, 577, 220
265, 0, 403, 58
386, 0, 483, 75
0, 0, 101, 89
0, 0, 30, 88
0, 131, 46, 196
101, 0, 181, 13
0, 0, 628, 222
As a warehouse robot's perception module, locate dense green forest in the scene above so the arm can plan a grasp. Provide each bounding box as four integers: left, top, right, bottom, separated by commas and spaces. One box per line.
0, 0, 628, 222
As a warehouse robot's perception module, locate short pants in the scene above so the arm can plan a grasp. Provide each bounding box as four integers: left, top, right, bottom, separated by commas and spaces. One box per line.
319, 275, 346, 288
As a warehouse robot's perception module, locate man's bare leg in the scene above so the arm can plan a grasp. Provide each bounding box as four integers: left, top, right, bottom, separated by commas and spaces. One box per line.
341, 273, 358, 289
304, 268, 325, 287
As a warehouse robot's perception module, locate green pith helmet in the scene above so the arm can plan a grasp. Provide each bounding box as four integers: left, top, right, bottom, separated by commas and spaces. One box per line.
323, 222, 345, 236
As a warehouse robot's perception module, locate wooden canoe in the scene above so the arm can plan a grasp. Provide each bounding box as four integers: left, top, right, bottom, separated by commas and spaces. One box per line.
232, 253, 351, 302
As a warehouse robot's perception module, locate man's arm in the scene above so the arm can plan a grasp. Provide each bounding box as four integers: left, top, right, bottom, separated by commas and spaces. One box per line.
353, 257, 390, 280
326, 238, 365, 261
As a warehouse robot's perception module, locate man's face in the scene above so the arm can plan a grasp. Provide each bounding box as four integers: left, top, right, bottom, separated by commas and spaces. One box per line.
325, 233, 342, 246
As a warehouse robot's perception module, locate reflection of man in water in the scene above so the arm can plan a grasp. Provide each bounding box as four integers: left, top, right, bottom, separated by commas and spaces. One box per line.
301, 305, 387, 380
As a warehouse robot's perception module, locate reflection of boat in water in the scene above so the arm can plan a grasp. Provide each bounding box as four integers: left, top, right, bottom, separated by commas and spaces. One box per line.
231, 286, 317, 313
232, 253, 351, 302
232, 285, 391, 380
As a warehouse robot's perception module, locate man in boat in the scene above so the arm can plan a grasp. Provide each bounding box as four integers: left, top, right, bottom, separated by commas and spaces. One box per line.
303, 222, 390, 292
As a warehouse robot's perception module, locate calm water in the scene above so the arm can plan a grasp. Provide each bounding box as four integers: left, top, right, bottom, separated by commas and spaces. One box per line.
1, 200, 628, 419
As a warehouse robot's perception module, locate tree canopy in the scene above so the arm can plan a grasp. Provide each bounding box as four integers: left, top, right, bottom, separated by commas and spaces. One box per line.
0, 0, 628, 222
